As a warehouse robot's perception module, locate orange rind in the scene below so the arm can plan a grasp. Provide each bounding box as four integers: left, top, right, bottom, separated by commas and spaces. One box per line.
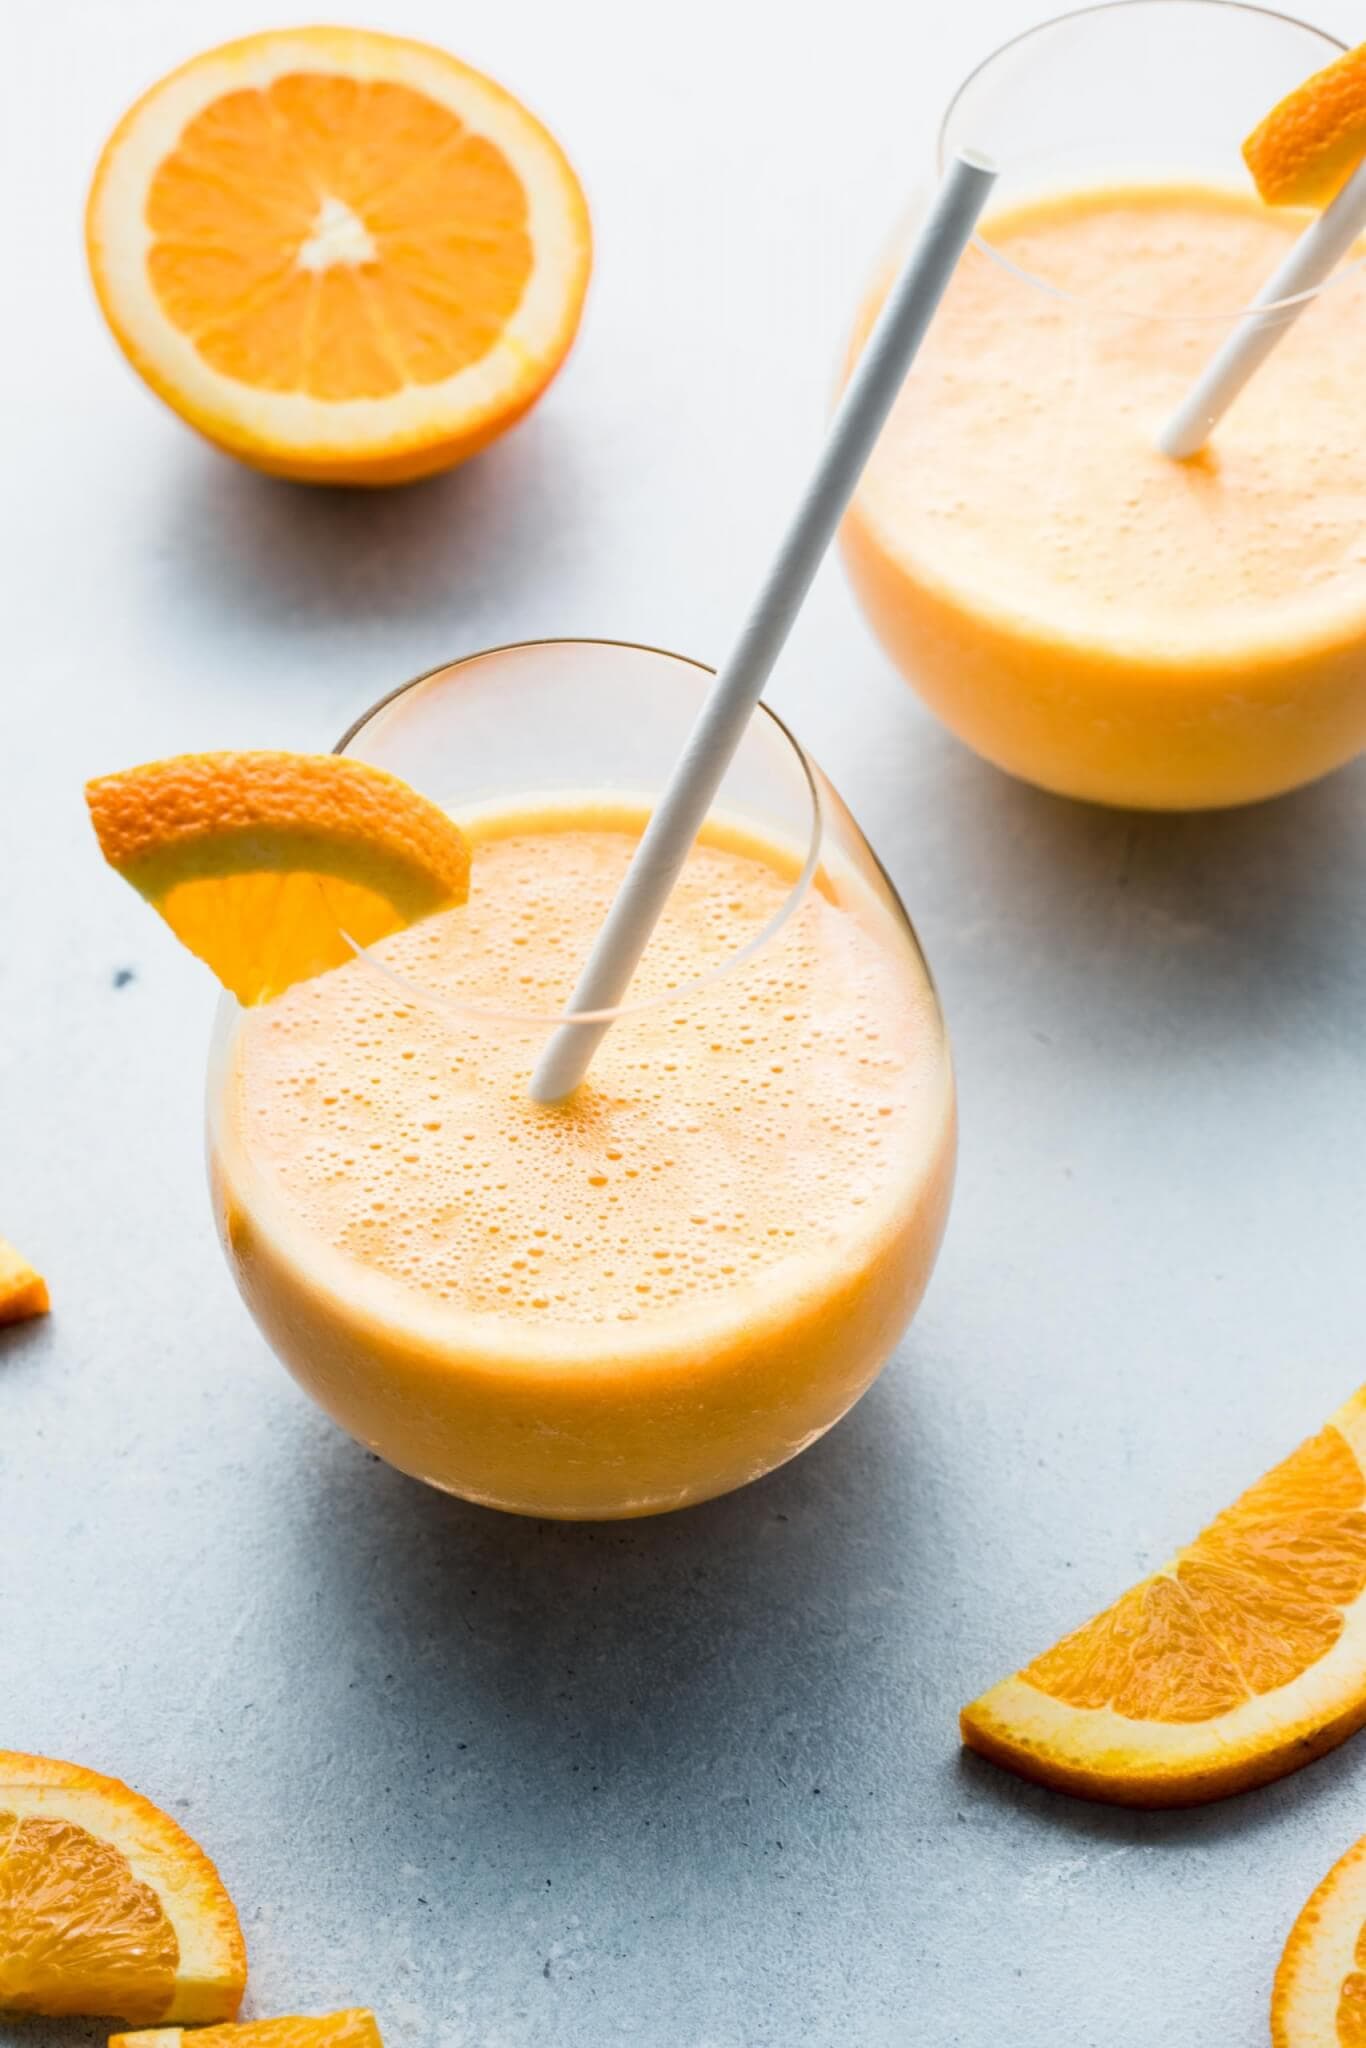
962, 1386, 1366, 1806
1244, 41, 1366, 208
86, 27, 591, 484
86, 750, 471, 1004
1272, 1832, 1366, 2046
0, 1239, 49, 1325
0, 1750, 245, 2023
113, 2012, 384, 2048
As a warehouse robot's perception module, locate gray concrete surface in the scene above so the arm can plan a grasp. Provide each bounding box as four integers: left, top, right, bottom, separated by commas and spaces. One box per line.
5, 2, 1366, 2042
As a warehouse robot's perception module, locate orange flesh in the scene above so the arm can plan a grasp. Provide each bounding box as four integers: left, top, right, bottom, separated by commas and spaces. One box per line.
1025, 1427, 1366, 1722
0, 1813, 178, 2022
844, 182, 1366, 809
211, 802, 956, 1518
145, 75, 532, 397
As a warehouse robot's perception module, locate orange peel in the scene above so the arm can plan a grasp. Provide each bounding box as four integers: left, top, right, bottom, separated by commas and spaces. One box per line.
0, 1239, 49, 1324
1244, 41, 1366, 208
113, 2013, 384, 2048
1271, 1831, 1366, 2046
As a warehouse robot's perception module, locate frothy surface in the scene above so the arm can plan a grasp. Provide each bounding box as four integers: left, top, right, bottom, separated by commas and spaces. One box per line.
856, 184, 1366, 647
224, 808, 946, 1338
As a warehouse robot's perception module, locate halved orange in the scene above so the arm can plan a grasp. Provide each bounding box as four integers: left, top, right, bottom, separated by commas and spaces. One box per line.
113, 2012, 383, 2048
0, 1750, 245, 2022
86, 750, 471, 1004
1272, 1833, 1366, 2047
1244, 41, 1366, 208
0, 1239, 49, 1324
962, 1385, 1366, 1806
86, 27, 592, 484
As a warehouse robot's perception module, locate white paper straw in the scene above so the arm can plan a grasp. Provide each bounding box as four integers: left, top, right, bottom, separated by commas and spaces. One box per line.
528, 149, 997, 1103
1158, 156, 1366, 460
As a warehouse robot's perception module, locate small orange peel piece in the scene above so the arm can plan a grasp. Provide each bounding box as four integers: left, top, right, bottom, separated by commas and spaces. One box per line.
1271, 1831, 1366, 2047
1244, 41, 1366, 208
0, 1750, 246, 2023
86, 751, 471, 1005
112, 2013, 384, 2048
961, 1384, 1366, 1806
85, 27, 591, 485
0, 1239, 49, 1325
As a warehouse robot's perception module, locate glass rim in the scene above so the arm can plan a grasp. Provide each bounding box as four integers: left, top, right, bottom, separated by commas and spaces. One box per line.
332, 637, 828, 1029
937, 0, 1361, 323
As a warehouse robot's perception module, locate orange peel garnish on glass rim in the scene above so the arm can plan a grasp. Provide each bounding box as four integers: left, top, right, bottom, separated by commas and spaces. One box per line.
1244, 40, 1366, 207
86, 751, 471, 1004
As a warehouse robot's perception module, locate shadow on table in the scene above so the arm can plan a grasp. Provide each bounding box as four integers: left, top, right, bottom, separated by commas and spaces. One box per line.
156, 410, 587, 642
289, 1367, 926, 1832
954, 1736, 1366, 1853
905, 734, 1366, 1058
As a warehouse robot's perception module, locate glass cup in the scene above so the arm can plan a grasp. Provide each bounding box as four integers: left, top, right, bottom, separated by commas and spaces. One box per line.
842, 0, 1366, 810
206, 642, 956, 1519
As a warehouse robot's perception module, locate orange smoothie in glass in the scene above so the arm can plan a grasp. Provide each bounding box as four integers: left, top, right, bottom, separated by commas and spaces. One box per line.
209, 797, 954, 1519
844, 180, 1366, 809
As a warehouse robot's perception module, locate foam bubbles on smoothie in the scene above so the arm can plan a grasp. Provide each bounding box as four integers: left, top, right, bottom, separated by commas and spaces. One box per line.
231, 820, 942, 1328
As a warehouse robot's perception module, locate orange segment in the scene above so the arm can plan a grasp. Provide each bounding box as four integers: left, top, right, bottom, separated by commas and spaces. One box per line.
1244, 42, 1366, 207
86, 751, 471, 1005
961, 1386, 1366, 1805
86, 28, 591, 483
113, 2012, 383, 2048
0, 1751, 245, 2023
0, 1239, 49, 1324
1272, 1833, 1366, 2046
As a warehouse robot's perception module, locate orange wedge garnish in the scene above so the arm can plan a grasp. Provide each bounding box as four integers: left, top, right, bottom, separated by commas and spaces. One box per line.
1244, 41, 1366, 207
86, 751, 470, 1004
1272, 1832, 1366, 2046
86, 27, 591, 484
0, 1750, 245, 2022
962, 1385, 1366, 1806
113, 2013, 383, 2048
0, 1238, 49, 1324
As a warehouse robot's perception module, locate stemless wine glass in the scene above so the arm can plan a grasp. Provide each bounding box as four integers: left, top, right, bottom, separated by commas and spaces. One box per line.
207, 642, 956, 1519
842, 0, 1366, 810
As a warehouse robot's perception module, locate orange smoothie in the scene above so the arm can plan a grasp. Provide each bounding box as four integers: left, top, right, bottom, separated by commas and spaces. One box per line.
209, 802, 955, 1518
844, 182, 1366, 809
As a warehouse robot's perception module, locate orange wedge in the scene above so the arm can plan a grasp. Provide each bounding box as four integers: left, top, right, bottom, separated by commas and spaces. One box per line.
1244, 41, 1366, 207
962, 1386, 1366, 1806
86, 27, 591, 484
86, 751, 471, 1004
113, 2013, 383, 2048
0, 1239, 49, 1324
1272, 1833, 1366, 2047
0, 1750, 245, 2023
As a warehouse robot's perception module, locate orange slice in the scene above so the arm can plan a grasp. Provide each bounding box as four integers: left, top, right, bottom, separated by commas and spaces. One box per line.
86, 751, 471, 1004
113, 2013, 383, 2048
0, 1239, 49, 1324
961, 1385, 1366, 1806
1272, 1833, 1366, 2046
86, 27, 591, 484
0, 1750, 245, 2023
1244, 41, 1366, 207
